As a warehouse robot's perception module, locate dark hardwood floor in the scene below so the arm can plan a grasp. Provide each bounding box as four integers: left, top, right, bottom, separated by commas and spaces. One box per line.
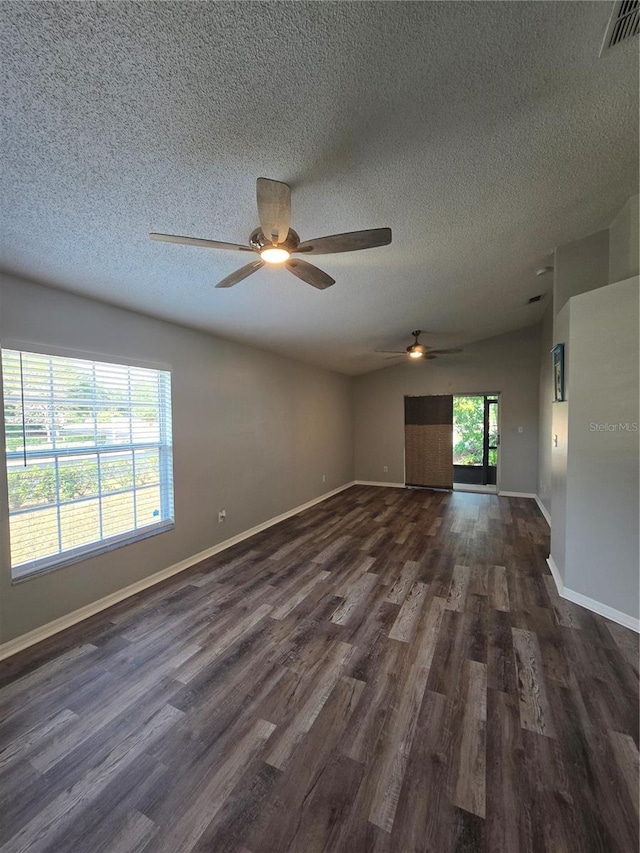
0, 486, 638, 853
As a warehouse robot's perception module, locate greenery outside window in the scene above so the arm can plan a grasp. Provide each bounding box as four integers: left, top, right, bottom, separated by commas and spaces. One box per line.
453, 396, 485, 465
2, 347, 174, 580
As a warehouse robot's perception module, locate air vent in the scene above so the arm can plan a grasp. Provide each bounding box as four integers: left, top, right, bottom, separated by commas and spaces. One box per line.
601, 1, 639, 52
528, 294, 544, 304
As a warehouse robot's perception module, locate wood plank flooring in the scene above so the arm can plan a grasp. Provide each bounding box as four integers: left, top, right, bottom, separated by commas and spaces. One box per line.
0, 485, 638, 852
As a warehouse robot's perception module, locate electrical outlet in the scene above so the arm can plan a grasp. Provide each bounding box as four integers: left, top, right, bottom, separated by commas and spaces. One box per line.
218, 509, 226, 523
383, 466, 388, 473
322, 474, 326, 483
518, 426, 523, 434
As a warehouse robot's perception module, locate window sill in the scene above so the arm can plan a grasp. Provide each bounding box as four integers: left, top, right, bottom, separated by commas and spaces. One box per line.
11, 520, 175, 584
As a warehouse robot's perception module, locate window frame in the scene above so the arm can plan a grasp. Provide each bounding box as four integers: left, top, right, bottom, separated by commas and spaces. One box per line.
1, 340, 175, 583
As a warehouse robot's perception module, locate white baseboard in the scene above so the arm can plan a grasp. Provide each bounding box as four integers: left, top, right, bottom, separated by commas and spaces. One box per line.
354, 480, 406, 488
563, 587, 639, 632
0, 481, 357, 662
546, 555, 563, 591
535, 495, 551, 527
546, 556, 639, 633
498, 491, 537, 499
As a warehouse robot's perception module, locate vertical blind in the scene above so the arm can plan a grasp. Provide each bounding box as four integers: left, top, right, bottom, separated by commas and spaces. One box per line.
404, 395, 454, 489
2, 348, 174, 579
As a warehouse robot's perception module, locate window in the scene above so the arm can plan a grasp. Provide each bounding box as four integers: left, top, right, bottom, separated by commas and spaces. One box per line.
2, 348, 174, 580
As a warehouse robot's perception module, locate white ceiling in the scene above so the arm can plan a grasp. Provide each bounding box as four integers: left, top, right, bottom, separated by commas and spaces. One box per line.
2, 2, 638, 375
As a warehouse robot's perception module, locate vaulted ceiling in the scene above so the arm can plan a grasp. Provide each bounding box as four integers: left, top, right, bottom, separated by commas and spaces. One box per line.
2, 2, 638, 374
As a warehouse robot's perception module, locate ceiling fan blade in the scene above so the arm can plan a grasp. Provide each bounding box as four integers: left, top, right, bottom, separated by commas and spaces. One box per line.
296, 228, 392, 255
215, 259, 265, 289
256, 178, 291, 245
425, 348, 463, 355
285, 258, 335, 290
150, 233, 254, 252
374, 350, 406, 354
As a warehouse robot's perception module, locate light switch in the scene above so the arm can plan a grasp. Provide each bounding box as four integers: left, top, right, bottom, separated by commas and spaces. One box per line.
518, 426, 523, 433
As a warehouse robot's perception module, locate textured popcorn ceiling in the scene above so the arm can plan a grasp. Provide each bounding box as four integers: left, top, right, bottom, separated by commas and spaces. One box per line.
1, 2, 638, 375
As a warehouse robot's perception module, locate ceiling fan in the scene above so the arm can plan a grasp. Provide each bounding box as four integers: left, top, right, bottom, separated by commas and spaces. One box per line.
376, 330, 463, 360
150, 178, 392, 290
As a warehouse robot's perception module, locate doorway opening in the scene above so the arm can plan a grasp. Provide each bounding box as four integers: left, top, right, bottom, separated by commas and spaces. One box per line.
452, 394, 499, 492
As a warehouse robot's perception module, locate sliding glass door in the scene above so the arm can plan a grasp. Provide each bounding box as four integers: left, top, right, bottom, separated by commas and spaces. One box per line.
452, 395, 499, 487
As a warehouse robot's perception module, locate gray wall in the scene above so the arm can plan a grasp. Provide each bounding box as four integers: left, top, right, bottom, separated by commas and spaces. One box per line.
537, 305, 553, 517
554, 229, 609, 318
609, 194, 639, 285
543, 226, 611, 522
565, 277, 639, 619
0, 274, 354, 642
549, 302, 570, 583
543, 193, 640, 606
353, 326, 540, 493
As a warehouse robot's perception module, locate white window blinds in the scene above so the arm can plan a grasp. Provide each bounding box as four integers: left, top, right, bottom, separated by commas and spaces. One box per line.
2, 348, 174, 579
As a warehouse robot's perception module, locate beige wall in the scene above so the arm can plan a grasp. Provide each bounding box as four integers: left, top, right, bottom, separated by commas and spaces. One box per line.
0, 274, 354, 642
353, 325, 541, 493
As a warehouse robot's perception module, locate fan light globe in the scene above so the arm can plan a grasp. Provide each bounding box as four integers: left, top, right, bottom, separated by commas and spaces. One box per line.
409, 351, 423, 359
261, 247, 290, 264
150, 178, 391, 288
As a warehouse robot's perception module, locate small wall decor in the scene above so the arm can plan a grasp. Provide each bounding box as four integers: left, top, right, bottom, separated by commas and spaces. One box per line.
552, 343, 565, 402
